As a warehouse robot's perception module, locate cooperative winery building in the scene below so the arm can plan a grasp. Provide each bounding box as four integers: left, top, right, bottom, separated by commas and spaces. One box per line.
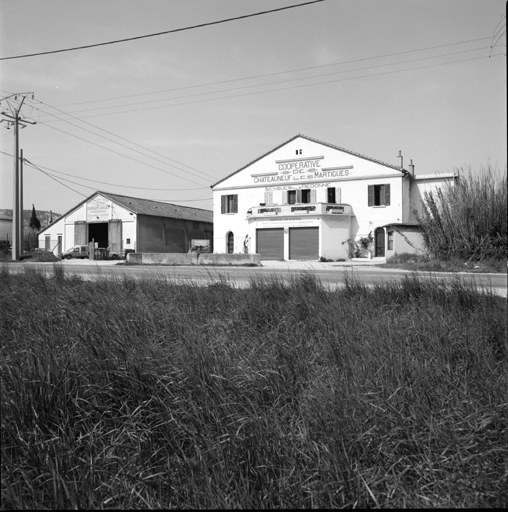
211, 134, 455, 261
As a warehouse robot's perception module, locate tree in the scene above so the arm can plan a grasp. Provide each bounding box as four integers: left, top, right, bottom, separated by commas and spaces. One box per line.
29, 204, 41, 231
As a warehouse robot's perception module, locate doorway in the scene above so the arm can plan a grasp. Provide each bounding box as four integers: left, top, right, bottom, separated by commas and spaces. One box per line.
374, 227, 385, 257
227, 232, 234, 254
88, 223, 108, 248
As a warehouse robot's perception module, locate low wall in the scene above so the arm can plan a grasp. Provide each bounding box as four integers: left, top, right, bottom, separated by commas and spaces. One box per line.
126, 252, 261, 266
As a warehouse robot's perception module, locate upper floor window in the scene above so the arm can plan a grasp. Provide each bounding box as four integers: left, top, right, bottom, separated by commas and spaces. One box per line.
221, 194, 238, 214
368, 184, 391, 206
286, 189, 315, 204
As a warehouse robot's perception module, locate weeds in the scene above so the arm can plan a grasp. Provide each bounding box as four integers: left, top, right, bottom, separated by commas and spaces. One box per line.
1, 268, 506, 508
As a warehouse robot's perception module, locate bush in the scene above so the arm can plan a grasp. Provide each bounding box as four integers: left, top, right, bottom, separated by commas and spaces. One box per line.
415, 164, 507, 261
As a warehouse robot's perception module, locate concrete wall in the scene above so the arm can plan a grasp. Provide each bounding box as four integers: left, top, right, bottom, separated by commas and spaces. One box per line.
385, 226, 425, 259
127, 252, 261, 266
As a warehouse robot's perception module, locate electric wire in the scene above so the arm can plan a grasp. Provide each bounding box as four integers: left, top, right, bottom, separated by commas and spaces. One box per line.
23, 157, 212, 203
0, 1, 325, 61
53, 36, 495, 108
36, 121, 213, 188
43, 52, 505, 121
22, 157, 209, 191
39, 44, 495, 120
30, 99, 216, 182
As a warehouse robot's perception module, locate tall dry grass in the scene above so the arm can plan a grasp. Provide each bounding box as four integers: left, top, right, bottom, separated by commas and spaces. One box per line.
1, 265, 506, 508
415, 164, 507, 261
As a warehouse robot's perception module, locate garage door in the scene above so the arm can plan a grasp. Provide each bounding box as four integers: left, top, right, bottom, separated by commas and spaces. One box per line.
289, 227, 319, 260
256, 228, 284, 260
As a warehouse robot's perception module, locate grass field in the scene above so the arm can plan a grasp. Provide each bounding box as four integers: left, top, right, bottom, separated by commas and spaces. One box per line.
1, 265, 507, 508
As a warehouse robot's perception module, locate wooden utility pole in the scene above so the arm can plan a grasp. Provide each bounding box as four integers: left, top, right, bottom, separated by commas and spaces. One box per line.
0, 93, 36, 260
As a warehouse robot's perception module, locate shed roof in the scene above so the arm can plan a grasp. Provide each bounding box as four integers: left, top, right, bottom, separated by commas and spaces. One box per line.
211, 133, 407, 188
38, 191, 212, 235
99, 192, 213, 223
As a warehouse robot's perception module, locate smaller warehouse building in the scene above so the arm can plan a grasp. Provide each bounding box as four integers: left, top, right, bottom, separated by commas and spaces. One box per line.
39, 191, 213, 257
0, 213, 12, 247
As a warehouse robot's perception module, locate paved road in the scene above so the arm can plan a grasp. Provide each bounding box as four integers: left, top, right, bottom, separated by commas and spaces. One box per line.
3, 259, 507, 295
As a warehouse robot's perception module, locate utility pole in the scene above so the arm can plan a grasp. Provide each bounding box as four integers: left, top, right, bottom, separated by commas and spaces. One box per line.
0, 93, 36, 260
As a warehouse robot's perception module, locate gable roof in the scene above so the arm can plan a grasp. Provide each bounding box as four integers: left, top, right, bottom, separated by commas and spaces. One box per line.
211, 133, 406, 188
99, 192, 213, 223
38, 191, 212, 235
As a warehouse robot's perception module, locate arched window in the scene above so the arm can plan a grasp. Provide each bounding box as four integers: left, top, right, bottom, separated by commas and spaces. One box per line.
227, 232, 234, 254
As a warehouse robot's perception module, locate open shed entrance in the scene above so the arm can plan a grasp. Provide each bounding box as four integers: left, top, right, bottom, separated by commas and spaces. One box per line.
88, 223, 108, 248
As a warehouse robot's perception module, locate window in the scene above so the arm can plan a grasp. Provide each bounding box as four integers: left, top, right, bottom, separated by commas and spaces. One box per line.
193, 221, 200, 230
368, 184, 391, 206
388, 231, 394, 250
287, 189, 315, 204
327, 187, 336, 203
221, 194, 238, 214
301, 189, 311, 203
264, 189, 273, 205
295, 149, 302, 155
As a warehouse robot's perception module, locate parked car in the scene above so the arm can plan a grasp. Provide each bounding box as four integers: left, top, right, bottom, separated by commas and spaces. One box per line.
61, 245, 89, 259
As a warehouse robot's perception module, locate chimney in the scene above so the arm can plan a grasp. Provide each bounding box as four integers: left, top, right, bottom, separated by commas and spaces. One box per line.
408, 159, 415, 178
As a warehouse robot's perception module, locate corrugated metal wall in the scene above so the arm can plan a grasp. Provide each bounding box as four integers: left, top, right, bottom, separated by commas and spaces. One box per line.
137, 215, 213, 253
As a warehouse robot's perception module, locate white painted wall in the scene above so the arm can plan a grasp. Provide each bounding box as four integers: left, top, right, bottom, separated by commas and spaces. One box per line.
38, 193, 137, 256
212, 136, 407, 258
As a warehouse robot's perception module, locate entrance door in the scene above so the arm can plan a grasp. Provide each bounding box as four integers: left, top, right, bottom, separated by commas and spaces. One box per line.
256, 228, 284, 260
289, 227, 319, 260
375, 227, 385, 257
227, 232, 234, 254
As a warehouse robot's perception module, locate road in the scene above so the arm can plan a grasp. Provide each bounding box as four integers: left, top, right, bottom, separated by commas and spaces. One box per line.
3, 259, 507, 296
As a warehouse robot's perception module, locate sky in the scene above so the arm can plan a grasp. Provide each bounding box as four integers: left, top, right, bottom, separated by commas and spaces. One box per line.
0, 0, 506, 215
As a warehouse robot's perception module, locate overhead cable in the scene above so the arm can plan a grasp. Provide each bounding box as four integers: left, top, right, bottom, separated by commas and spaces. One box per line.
0, 1, 325, 60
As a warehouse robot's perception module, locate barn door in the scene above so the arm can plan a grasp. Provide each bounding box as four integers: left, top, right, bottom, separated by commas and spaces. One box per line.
74, 221, 86, 246
108, 220, 122, 254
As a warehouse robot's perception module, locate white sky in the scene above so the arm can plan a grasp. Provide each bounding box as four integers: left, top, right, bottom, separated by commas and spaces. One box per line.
0, 0, 506, 215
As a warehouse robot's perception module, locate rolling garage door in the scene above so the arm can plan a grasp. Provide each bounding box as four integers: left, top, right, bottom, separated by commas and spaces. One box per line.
289, 227, 319, 260
256, 228, 284, 260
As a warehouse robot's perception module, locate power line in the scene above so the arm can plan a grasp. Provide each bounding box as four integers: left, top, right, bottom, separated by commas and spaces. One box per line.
44, 52, 505, 122
0, 1, 325, 61
36, 120, 213, 188
52, 36, 495, 109
25, 158, 212, 203
30, 99, 216, 182
41, 44, 494, 120
22, 156, 208, 191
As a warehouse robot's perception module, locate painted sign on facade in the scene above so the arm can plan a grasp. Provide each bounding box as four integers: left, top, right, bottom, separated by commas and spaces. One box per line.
87, 200, 110, 222
251, 156, 353, 184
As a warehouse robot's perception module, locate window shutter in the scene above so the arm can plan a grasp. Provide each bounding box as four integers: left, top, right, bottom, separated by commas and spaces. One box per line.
310, 189, 316, 202
384, 184, 390, 206
232, 195, 238, 213
368, 185, 374, 206
296, 189, 302, 203
336, 187, 341, 204
221, 195, 226, 214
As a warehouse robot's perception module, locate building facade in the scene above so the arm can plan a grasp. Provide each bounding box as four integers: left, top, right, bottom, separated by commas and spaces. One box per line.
211, 134, 456, 260
38, 191, 213, 257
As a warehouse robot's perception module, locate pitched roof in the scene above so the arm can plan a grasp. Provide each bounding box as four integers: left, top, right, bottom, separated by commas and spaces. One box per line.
99, 192, 213, 223
211, 133, 406, 188
38, 191, 212, 235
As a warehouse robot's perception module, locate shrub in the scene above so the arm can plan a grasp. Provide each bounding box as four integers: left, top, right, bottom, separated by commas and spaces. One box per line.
415, 164, 507, 261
